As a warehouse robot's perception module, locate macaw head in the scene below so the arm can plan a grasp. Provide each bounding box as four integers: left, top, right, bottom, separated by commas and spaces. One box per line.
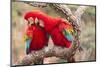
24, 11, 36, 26
24, 11, 35, 41
24, 11, 45, 41
24, 11, 45, 28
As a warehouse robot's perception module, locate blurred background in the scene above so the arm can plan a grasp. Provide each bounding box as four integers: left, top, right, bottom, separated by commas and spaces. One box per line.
12, 2, 96, 65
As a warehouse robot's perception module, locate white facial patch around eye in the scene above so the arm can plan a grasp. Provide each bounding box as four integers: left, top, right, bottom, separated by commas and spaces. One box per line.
28, 17, 34, 25
39, 20, 44, 27
34, 17, 39, 24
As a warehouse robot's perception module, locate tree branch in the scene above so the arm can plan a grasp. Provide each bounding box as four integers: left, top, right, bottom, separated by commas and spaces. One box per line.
49, 4, 78, 27
25, 2, 47, 7
18, 41, 78, 65
74, 6, 88, 26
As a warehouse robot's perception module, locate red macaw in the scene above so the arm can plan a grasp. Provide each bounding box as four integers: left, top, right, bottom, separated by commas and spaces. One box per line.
24, 12, 49, 54
24, 10, 74, 48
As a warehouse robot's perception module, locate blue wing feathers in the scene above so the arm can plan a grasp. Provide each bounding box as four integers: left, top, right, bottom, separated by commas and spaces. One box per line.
63, 29, 73, 41
26, 39, 31, 54
65, 34, 73, 41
